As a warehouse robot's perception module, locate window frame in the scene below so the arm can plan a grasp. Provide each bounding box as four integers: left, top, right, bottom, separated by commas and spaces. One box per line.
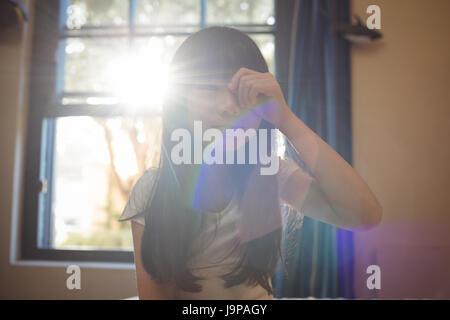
21, 0, 296, 263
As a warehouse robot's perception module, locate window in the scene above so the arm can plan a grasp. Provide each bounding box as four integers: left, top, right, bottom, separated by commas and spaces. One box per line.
22, 0, 295, 263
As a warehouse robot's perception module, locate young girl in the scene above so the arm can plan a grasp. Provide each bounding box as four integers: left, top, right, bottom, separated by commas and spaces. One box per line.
119, 26, 382, 300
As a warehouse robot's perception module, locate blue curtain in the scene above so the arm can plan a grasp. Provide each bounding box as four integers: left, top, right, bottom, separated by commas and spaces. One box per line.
273, 0, 354, 298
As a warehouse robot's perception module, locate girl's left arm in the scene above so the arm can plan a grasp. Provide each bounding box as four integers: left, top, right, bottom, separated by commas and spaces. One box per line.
229, 67, 383, 230
279, 108, 383, 229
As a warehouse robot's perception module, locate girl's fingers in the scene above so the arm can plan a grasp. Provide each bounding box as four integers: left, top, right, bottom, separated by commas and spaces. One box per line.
238, 74, 254, 107
228, 69, 284, 124
235, 74, 262, 108
246, 81, 260, 106
228, 67, 255, 92
246, 82, 255, 106
229, 69, 277, 111
246, 74, 264, 105
242, 76, 255, 107
237, 77, 247, 108
249, 85, 260, 106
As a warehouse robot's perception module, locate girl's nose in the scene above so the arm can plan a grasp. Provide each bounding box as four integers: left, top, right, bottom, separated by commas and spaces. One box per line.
219, 92, 240, 118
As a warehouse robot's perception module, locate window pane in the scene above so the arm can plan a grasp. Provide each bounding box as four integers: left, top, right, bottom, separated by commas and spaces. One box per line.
137, 0, 200, 25
66, 0, 128, 29
50, 116, 162, 250
64, 38, 129, 93
250, 34, 275, 74
207, 0, 275, 25
63, 35, 186, 111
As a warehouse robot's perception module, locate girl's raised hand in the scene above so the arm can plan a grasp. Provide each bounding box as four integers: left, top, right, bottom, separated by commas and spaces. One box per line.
228, 67, 291, 129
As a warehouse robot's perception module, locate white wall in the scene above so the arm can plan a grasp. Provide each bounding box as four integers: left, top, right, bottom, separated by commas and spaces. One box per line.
351, 0, 450, 298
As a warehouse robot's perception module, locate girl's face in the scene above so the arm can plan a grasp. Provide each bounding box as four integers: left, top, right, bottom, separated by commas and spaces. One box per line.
184, 75, 262, 133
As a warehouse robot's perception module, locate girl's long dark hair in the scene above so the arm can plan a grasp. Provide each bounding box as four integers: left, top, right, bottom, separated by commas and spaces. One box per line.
141, 26, 284, 295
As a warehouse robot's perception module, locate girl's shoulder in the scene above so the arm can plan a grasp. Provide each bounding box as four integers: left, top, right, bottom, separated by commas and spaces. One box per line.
118, 167, 160, 225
